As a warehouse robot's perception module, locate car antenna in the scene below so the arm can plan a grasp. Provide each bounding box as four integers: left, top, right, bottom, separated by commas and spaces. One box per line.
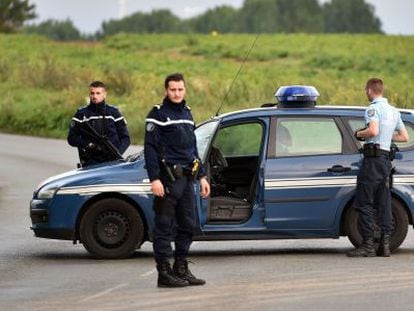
215, 33, 260, 117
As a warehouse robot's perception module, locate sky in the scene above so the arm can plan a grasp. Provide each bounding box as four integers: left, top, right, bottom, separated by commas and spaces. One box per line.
28, 0, 414, 35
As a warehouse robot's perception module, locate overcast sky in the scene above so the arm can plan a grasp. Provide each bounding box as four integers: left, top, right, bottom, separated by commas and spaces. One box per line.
28, 0, 414, 35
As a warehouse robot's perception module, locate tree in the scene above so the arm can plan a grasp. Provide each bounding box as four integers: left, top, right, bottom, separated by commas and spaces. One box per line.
23, 19, 81, 41
238, 0, 279, 33
101, 9, 181, 36
276, 0, 323, 33
238, 0, 323, 33
186, 6, 239, 33
323, 0, 382, 33
0, 0, 36, 33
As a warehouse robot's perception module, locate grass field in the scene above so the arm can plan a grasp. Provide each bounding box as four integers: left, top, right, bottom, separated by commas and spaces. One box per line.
0, 33, 413, 143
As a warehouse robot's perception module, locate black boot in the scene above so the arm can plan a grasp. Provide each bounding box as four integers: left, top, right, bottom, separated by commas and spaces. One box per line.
346, 237, 376, 257
377, 234, 391, 257
173, 258, 206, 286
156, 261, 189, 288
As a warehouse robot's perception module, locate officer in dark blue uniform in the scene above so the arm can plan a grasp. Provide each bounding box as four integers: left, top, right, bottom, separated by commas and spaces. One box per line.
68, 81, 130, 167
144, 73, 210, 287
347, 78, 409, 257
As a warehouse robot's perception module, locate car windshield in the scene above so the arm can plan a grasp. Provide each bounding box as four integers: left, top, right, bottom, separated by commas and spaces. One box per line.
195, 120, 220, 162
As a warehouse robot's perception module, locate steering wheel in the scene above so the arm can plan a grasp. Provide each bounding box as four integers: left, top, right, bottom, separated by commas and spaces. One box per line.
209, 146, 228, 168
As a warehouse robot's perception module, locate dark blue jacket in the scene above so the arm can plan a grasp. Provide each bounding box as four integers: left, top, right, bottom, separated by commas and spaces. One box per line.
144, 97, 205, 181
67, 102, 130, 165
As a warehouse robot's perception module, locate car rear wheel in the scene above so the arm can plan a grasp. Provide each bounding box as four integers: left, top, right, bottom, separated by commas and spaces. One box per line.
345, 198, 409, 251
80, 198, 144, 259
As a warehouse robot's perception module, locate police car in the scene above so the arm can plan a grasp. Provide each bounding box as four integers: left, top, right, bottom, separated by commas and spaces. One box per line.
30, 86, 414, 259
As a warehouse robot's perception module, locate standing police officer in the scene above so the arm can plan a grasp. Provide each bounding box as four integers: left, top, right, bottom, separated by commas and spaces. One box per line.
347, 78, 409, 257
68, 81, 130, 167
144, 73, 210, 287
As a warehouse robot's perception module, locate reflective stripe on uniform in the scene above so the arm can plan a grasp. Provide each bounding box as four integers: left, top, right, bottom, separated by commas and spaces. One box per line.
145, 118, 194, 127
72, 115, 125, 123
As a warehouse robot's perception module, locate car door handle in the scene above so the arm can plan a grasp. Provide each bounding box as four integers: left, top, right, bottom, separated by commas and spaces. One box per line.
327, 165, 351, 173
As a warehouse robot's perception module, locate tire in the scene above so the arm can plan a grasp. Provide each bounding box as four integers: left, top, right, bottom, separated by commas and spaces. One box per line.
345, 198, 409, 251
80, 198, 144, 259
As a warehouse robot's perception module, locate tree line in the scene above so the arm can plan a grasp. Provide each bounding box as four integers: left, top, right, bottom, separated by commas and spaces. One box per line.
1, 0, 382, 41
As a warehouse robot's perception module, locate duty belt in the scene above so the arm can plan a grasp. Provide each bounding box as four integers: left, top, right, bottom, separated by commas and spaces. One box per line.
377, 149, 390, 157
363, 143, 389, 158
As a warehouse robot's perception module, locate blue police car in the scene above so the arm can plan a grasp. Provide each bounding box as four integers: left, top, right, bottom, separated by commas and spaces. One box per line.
30, 86, 414, 259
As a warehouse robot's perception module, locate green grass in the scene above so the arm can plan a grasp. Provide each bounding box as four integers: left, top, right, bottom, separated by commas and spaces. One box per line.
1, 33, 414, 144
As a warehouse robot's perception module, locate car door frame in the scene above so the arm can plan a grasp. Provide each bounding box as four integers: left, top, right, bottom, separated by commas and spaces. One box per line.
197, 116, 271, 235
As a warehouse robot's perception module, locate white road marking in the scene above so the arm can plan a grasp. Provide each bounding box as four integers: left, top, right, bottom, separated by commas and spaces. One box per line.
140, 268, 156, 277
81, 283, 129, 302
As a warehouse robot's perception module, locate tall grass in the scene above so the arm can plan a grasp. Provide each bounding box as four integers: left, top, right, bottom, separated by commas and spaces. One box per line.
1, 33, 413, 143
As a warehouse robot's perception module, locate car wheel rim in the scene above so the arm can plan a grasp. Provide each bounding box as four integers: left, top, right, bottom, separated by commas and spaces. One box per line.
93, 211, 130, 248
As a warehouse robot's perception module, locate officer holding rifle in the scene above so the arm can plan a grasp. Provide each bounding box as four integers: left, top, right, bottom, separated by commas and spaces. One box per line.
347, 78, 409, 257
67, 81, 130, 167
144, 72, 210, 287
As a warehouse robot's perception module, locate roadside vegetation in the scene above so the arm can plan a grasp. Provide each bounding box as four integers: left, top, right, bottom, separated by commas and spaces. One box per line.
1, 33, 413, 144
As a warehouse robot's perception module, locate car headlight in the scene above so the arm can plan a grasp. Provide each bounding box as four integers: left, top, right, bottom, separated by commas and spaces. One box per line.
36, 186, 59, 200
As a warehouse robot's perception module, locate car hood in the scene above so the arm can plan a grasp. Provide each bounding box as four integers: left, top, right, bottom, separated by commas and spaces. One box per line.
35, 158, 147, 192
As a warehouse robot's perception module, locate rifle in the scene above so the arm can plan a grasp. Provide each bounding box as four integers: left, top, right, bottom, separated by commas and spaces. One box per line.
81, 121, 123, 162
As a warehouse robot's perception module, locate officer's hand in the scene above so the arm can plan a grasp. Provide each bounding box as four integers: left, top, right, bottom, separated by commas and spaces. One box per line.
86, 142, 97, 150
354, 130, 365, 141
200, 177, 210, 198
151, 179, 165, 197
354, 127, 366, 141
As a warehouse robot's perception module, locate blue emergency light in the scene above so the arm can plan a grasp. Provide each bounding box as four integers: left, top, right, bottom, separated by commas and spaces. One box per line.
275, 85, 319, 108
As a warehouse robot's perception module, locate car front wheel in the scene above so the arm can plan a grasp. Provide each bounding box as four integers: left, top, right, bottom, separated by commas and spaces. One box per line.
345, 198, 409, 252
80, 198, 144, 259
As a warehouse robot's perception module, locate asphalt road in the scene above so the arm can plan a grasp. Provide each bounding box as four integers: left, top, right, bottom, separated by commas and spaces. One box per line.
2, 132, 414, 311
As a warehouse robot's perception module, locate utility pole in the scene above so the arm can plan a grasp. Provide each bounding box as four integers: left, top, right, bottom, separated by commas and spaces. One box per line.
118, 0, 128, 18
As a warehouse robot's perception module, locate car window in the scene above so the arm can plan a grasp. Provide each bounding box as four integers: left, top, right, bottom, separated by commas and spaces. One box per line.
195, 120, 220, 162
214, 123, 263, 157
275, 118, 342, 157
348, 118, 414, 150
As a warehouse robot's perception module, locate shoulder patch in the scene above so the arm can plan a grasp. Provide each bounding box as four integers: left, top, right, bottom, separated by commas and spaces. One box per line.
154, 104, 162, 110
367, 109, 376, 118
185, 105, 191, 110
146, 122, 155, 132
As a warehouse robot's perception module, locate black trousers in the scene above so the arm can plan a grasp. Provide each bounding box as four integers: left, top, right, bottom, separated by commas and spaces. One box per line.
354, 155, 393, 238
152, 174, 197, 263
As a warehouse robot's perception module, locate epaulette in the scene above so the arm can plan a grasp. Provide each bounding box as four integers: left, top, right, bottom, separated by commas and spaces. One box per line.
106, 103, 117, 110
185, 105, 191, 111
154, 104, 163, 110
77, 105, 87, 112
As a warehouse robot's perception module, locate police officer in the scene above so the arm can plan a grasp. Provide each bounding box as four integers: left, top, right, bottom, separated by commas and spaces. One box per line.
347, 78, 409, 257
67, 81, 130, 167
144, 73, 210, 287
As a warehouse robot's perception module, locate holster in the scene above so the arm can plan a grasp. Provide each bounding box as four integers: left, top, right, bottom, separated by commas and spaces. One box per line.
389, 144, 399, 161
363, 143, 380, 157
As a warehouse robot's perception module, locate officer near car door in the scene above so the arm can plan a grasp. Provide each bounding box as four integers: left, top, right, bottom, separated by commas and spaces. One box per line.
144, 73, 210, 287
67, 81, 130, 167
347, 78, 409, 257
